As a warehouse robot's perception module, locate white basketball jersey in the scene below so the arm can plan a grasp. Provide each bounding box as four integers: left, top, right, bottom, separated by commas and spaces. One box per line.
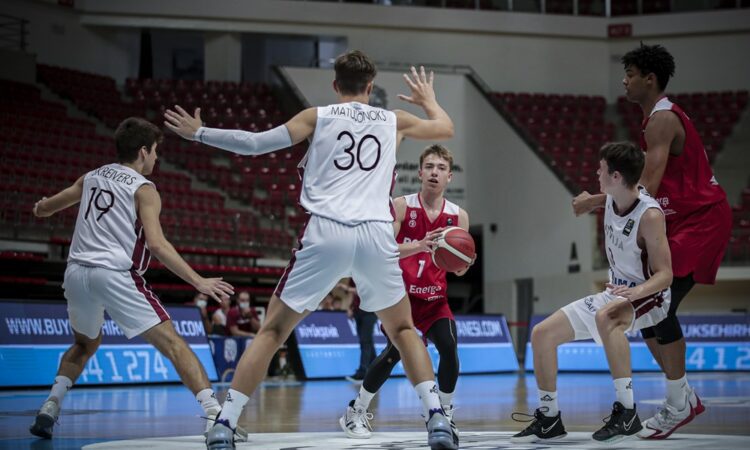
299, 102, 398, 225
604, 191, 665, 289
68, 164, 154, 274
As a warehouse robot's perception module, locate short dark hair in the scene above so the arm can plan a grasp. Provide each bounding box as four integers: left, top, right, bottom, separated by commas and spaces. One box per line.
621, 43, 675, 91
114, 117, 163, 163
599, 141, 645, 188
419, 144, 454, 171
334, 50, 377, 96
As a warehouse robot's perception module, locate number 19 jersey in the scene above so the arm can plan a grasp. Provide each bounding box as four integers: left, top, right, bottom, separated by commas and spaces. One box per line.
68, 163, 154, 274
299, 102, 397, 225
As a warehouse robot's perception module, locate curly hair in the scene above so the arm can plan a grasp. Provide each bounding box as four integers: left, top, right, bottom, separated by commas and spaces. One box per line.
621, 43, 675, 91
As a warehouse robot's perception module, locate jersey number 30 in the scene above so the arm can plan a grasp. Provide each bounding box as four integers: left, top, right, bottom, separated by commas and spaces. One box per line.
334, 131, 381, 171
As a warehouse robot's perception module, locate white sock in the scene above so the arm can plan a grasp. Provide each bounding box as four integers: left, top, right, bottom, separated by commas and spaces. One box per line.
538, 389, 559, 417
666, 375, 688, 410
439, 390, 454, 408
614, 377, 634, 409
415, 381, 442, 419
196, 388, 220, 414
47, 375, 73, 404
217, 389, 250, 429
354, 386, 376, 410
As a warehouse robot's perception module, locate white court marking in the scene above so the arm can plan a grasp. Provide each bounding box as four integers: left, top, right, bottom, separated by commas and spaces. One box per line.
84, 431, 750, 449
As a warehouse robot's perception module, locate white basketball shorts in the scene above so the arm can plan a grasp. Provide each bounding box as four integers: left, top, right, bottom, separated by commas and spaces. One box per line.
63, 263, 171, 339
274, 214, 406, 313
561, 290, 671, 344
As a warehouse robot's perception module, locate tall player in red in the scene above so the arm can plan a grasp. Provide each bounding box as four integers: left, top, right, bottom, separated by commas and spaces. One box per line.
573, 43, 732, 438
340, 145, 470, 444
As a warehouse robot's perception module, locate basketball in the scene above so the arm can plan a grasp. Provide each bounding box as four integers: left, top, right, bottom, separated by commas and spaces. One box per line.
432, 227, 475, 272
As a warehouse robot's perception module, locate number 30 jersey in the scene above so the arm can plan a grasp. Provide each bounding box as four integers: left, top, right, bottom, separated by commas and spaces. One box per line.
68, 163, 154, 274
299, 102, 397, 225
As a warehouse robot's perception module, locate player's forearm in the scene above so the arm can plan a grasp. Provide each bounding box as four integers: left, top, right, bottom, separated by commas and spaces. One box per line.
194, 125, 292, 156
636, 270, 673, 300
589, 194, 606, 210
421, 101, 454, 139
149, 240, 201, 287
398, 241, 425, 259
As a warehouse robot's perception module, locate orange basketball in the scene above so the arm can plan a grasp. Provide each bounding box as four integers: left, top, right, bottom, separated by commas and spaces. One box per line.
432, 227, 475, 272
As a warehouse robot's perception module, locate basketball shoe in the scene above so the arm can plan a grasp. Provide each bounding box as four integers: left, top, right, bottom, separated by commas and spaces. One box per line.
426, 408, 457, 450
592, 401, 642, 444
205, 409, 248, 442
339, 399, 373, 439
638, 389, 699, 439
510, 408, 567, 443
29, 399, 60, 439
205, 419, 235, 450
442, 404, 459, 447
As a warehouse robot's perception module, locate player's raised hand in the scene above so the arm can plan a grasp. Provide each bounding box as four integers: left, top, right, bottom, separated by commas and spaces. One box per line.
164, 106, 202, 141
398, 66, 436, 107
195, 277, 235, 304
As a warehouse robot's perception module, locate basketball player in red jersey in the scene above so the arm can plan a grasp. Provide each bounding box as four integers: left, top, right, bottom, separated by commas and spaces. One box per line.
340, 145, 470, 446
573, 43, 732, 438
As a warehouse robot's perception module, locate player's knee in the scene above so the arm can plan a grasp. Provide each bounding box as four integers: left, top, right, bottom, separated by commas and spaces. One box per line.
74, 334, 101, 356
531, 322, 553, 350
257, 323, 286, 346
655, 315, 683, 345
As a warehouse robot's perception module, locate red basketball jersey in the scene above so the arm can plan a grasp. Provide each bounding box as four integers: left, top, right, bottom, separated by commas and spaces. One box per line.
639, 97, 732, 283
639, 97, 727, 221
396, 193, 460, 303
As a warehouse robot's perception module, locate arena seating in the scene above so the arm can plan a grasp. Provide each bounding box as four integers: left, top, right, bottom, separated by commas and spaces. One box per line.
493, 91, 613, 194
0, 78, 293, 300
727, 185, 750, 264
617, 91, 748, 164
31, 65, 307, 253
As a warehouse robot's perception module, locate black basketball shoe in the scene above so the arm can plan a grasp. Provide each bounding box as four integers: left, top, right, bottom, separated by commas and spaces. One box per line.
592, 401, 643, 444
511, 408, 567, 443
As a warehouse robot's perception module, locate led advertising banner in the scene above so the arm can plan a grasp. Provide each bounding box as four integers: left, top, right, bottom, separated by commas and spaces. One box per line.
524, 314, 750, 372
0, 300, 217, 387
293, 311, 518, 379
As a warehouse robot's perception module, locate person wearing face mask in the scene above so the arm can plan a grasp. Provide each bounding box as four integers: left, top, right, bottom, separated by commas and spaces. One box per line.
227, 292, 261, 338
187, 292, 213, 334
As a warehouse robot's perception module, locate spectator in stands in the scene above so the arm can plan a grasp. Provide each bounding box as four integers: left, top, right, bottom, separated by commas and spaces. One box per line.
331, 296, 344, 311
209, 297, 231, 336
227, 291, 261, 337
186, 292, 213, 334
318, 293, 336, 311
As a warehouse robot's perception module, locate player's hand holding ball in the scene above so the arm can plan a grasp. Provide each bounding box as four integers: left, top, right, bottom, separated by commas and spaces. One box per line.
432, 227, 476, 273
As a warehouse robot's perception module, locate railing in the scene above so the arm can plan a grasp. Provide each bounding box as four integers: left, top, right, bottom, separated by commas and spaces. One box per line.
0, 14, 29, 52
291, 0, 749, 17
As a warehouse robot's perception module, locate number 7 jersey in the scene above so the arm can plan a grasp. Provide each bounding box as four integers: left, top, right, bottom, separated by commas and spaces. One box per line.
68, 163, 154, 274
396, 193, 461, 303
299, 102, 397, 225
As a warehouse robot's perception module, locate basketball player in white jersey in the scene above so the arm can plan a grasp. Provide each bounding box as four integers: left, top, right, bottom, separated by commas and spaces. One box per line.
29, 118, 234, 440
512, 142, 673, 445
164, 50, 457, 450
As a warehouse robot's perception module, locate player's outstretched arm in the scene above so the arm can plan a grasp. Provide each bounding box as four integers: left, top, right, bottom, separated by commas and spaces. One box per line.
33, 176, 85, 218
572, 191, 606, 216
395, 66, 454, 142
164, 105, 316, 156
607, 208, 672, 300
135, 184, 234, 303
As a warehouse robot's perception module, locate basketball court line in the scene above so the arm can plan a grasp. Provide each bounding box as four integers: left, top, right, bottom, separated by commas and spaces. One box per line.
84, 431, 750, 449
